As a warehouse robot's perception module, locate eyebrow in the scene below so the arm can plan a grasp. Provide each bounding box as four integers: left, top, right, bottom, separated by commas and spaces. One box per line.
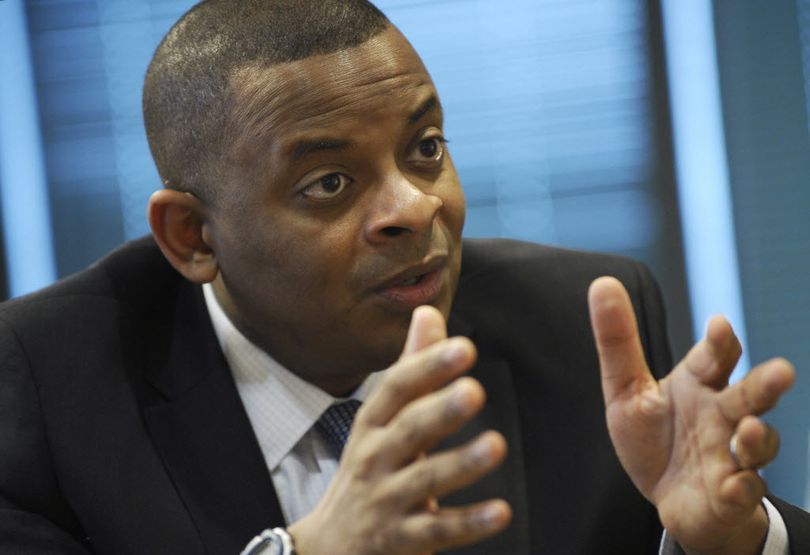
291, 138, 357, 162
407, 95, 439, 124
289, 95, 440, 162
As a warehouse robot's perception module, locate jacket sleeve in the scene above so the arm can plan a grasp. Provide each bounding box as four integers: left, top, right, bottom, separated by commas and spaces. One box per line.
768, 495, 810, 553
0, 317, 91, 554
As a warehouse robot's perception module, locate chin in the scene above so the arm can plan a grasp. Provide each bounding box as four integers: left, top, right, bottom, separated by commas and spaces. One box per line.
360, 321, 411, 372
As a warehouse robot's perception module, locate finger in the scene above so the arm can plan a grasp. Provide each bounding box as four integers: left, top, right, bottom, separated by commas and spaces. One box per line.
377, 377, 486, 468
359, 337, 477, 428
380, 430, 507, 508
707, 316, 743, 387
588, 276, 654, 404
681, 316, 742, 389
717, 470, 766, 522
718, 357, 795, 422
397, 499, 511, 553
731, 415, 780, 470
401, 305, 447, 357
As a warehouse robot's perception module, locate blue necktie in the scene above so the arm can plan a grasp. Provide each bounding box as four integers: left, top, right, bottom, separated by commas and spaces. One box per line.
315, 399, 362, 459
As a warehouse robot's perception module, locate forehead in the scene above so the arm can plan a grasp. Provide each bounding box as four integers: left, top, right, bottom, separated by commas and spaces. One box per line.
227, 27, 438, 156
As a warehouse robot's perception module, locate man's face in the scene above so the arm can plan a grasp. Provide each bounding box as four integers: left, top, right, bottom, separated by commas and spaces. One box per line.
206, 27, 465, 393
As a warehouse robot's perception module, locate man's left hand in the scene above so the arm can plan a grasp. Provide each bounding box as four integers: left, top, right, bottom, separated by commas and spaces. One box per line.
588, 276, 795, 555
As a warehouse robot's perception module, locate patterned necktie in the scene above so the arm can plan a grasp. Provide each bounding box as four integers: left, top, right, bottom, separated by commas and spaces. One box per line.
315, 399, 362, 459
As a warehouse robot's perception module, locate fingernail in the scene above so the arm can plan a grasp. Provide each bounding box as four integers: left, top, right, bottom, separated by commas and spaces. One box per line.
450, 380, 473, 412
469, 436, 494, 465
443, 340, 468, 364
472, 504, 504, 529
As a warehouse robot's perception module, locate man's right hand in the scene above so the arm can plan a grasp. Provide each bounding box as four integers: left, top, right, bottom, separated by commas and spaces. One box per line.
288, 306, 512, 554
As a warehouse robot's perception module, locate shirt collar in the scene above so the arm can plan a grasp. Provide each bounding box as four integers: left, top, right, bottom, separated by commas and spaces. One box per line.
202, 283, 384, 470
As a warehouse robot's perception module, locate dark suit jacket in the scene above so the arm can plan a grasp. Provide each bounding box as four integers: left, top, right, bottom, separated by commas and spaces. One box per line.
0, 237, 807, 554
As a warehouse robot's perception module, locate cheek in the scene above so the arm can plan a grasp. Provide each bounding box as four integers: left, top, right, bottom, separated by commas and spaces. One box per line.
256, 215, 363, 297
438, 178, 466, 237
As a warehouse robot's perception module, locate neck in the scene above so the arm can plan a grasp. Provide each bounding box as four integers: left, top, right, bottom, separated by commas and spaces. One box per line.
207, 279, 394, 397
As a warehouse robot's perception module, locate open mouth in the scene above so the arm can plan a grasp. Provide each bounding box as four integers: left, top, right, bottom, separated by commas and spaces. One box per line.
375, 263, 446, 309
394, 274, 423, 287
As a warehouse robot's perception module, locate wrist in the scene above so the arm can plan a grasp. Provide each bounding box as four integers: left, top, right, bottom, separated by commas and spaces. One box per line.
241, 527, 297, 555
287, 517, 313, 555
681, 504, 769, 555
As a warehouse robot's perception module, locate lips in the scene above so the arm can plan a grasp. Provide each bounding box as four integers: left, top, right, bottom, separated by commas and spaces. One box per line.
373, 255, 448, 309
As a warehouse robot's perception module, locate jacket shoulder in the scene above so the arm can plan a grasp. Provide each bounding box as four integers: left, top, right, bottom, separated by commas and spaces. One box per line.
2, 237, 176, 304
0, 236, 181, 335
459, 238, 649, 301
456, 239, 671, 377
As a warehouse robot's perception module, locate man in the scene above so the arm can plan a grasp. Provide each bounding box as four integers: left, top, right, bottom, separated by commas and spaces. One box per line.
0, 0, 807, 553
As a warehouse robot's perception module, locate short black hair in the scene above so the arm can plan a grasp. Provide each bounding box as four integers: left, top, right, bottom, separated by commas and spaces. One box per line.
143, 0, 389, 204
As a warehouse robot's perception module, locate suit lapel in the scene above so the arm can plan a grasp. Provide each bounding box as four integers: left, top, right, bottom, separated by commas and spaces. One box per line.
441, 316, 531, 554
137, 281, 529, 552
142, 283, 285, 553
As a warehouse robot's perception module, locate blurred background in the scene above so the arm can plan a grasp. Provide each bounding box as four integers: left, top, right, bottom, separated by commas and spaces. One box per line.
0, 0, 808, 507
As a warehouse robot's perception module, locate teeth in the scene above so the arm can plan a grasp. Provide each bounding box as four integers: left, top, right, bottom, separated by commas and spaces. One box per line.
397, 276, 420, 286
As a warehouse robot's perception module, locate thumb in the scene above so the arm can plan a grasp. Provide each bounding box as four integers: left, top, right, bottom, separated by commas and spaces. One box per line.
588, 276, 654, 404
401, 305, 448, 357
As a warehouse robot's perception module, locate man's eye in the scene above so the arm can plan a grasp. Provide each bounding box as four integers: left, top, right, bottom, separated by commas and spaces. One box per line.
301, 173, 352, 201
419, 138, 438, 158
409, 136, 447, 163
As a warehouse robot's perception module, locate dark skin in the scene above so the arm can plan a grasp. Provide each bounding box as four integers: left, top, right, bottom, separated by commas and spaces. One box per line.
149, 25, 795, 555
589, 278, 793, 555
208, 27, 464, 396
149, 28, 510, 552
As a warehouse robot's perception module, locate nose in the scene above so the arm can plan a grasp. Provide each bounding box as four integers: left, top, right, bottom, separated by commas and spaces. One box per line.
364, 175, 443, 245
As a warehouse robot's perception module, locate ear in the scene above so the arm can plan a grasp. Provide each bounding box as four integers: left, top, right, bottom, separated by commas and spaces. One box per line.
147, 189, 219, 284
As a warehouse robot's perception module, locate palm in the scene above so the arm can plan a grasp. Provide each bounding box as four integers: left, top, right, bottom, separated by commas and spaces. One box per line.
589, 277, 794, 552
607, 363, 743, 546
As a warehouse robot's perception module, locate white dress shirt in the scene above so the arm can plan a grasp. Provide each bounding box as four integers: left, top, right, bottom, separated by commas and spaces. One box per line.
203, 283, 385, 524
202, 284, 788, 554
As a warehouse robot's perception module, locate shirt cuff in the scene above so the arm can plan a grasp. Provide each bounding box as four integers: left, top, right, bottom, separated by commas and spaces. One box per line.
659, 497, 789, 555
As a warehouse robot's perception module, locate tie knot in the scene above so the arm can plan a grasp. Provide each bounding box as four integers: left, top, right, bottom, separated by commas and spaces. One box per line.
315, 399, 362, 459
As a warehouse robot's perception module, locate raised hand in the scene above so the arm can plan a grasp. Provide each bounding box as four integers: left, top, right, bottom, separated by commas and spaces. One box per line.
289, 306, 512, 555
588, 276, 795, 555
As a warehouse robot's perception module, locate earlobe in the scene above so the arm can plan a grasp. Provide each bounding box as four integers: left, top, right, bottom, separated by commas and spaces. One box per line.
147, 189, 219, 283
